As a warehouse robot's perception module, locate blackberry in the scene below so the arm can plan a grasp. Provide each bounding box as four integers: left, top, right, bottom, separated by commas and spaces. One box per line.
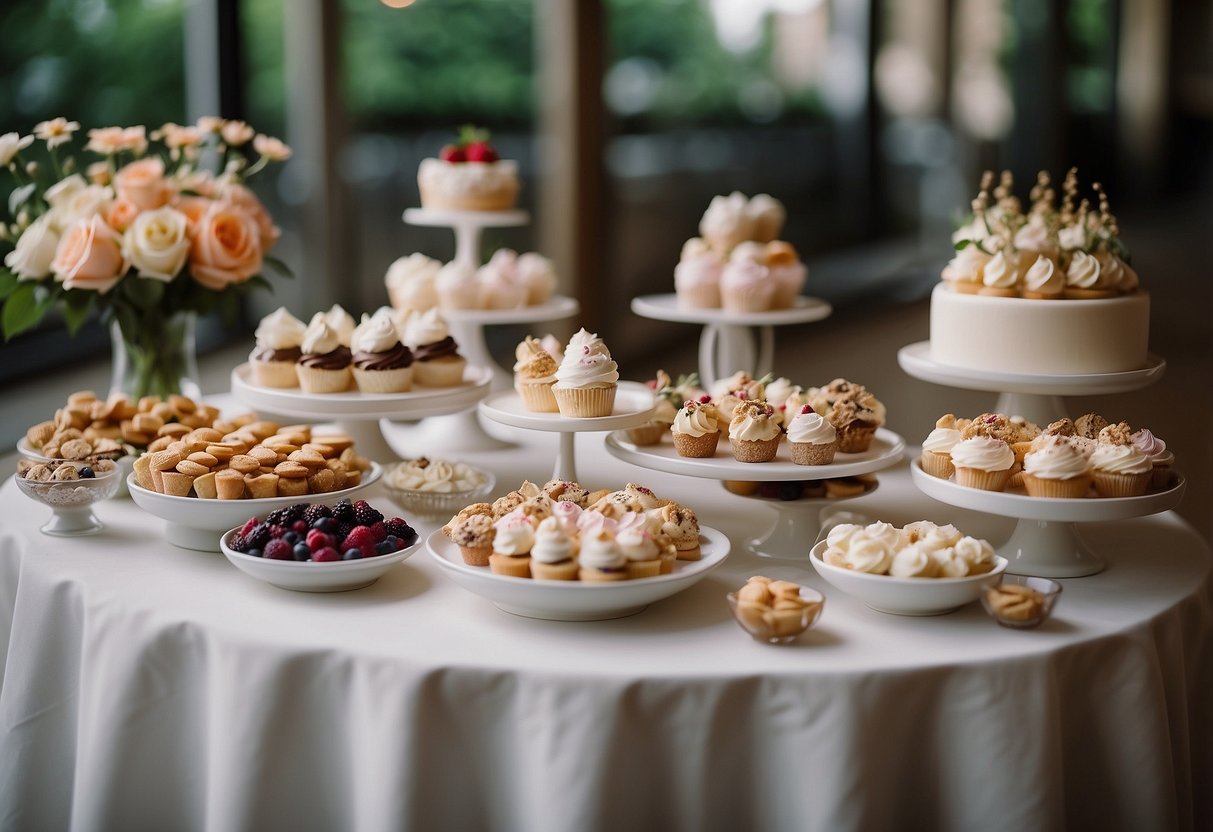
353, 500, 383, 526
265, 507, 294, 527
332, 498, 355, 522
242, 523, 273, 552
334, 520, 355, 540
384, 517, 417, 546
302, 503, 332, 527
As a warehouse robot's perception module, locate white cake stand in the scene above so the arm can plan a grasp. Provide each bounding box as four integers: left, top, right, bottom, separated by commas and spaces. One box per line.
898, 341, 1167, 426
630, 294, 832, 388
477, 381, 656, 482
403, 207, 530, 267
604, 428, 906, 559
910, 458, 1186, 578
722, 479, 881, 560
230, 363, 493, 463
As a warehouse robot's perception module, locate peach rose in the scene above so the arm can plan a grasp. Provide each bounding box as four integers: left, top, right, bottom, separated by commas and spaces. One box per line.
113, 157, 171, 210
189, 201, 262, 290
51, 215, 127, 293
105, 198, 142, 233
173, 195, 213, 227
220, 183, 280, 251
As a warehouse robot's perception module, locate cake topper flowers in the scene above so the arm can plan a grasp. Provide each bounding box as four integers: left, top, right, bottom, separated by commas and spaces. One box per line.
0, 116, 292, 396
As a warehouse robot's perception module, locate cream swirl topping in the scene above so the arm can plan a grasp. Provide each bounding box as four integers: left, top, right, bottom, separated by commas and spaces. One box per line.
889, 543, 940, 578
1131, 429, 1173, 466
1089, 443, 1152, 475
950, 437, 1015, 472
835, 533, 894, 574
530, 517, 575, 564
922, 427, 962, 454
930, 547, 971, 578
616, 527, 659, 562
403, 308, 450, 347
825, 523, 864, 552
1065, 250, 1102, 289
786, 409, 836, 445
418, 157, 518, 194
254, 307, 306, 350
674, 247, 724, 289
982, 251, 1018, 289
551, 500, 582, 534
728, 404, 780, 442
323, 305, 357, 347
352, 313, 400, 354
942, 245, 989, 283
953, 536, 996, 573
301, 315, 341, 355
579, 531, 625, 570
554, 328, 619, 388
903, 520, 962, 550
1013, 217, 1056, 254
1058, 224, 1086, 251
492, 513, 535, 556
387, 458, 486, 493
1024, 255, 1063, 294
699, 192, 753, 244
1024, 440, 1091, 480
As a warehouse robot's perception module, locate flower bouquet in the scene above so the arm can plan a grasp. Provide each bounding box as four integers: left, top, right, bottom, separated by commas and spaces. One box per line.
0, 116, 291, 397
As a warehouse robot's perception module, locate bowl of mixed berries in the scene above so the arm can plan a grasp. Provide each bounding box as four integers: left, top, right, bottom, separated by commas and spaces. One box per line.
220, 498, 420, 592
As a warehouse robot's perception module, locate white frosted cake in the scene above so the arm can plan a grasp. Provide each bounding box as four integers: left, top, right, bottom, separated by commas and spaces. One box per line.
931, 168, 1148, 375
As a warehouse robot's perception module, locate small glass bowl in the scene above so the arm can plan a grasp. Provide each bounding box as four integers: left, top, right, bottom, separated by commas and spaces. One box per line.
383, 469, 496, 521
727, 587, 825, 644
15, 462, 122, 536
980, 575, 1062, 629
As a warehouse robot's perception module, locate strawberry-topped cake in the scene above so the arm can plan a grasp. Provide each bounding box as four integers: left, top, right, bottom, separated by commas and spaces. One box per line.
417, 125, 520, 212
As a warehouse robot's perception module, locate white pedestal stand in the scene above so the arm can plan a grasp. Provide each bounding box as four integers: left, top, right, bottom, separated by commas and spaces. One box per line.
630, 294, 832, 389
477, 382, 656, 483
910, 460, 1186, 578
604, 428, 905, 559
897, 341, 1167, 426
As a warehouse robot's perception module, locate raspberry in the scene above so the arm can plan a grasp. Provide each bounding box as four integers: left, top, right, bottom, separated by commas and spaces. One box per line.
332, 499, 355, 522
302, 504, 332, 527
312, 547, 340, 563
353, 500, 383, 526
292, 520, 308, 534
368, 522, 387, 542
439, 143, 466, 163
269, 525, 287, 538
464, 141, 498, 163
384, 517, 417, 546
342, 525, 376, 554
236, 517, 259, 540
306, 529, 334, 552
264, 539, 292, 560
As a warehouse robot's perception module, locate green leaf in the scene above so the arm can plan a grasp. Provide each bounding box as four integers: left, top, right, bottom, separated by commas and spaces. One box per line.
953, 239, 973, 251
262, 256, 293, 277
62, 291, 94, 336
2, 281, 52, 340
8, 183, 37, 217
0, 271, 19, 302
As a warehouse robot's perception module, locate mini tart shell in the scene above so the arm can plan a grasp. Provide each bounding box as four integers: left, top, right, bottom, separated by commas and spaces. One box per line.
790, 440, 838, 466
729, 435, 780, 463
672, 430, 720, 458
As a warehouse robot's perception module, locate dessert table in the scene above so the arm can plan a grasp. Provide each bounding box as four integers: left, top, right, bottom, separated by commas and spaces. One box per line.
1, 432, 1210, 832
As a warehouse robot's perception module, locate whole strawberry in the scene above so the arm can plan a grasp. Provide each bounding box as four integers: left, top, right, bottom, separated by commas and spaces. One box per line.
464, 141, 498, 163
440, 143, 466, 163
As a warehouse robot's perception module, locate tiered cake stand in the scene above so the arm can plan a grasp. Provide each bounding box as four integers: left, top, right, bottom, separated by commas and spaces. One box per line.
897, 341, 1167, 426
631, 294, 832, 388
230, 363, 493, 463
911, 461, 1186, 577
399, 207, 580, 451
478, 382, 656, 483
605, 428, 905, 559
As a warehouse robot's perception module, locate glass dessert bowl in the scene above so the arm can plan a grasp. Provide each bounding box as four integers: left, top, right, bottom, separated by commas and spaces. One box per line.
15, 459, 122, 536
980, 575, 1063, 629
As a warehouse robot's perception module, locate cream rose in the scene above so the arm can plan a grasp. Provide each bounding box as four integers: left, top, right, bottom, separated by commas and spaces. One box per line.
4, 213, 60, 280
123, 207, 191, 281
51, 215, 126, 293
105, 198, 142, 233
44, 174, 87, 209
113, 157, 171, 210
189, 201, 263, 290
54, 184, 113, 231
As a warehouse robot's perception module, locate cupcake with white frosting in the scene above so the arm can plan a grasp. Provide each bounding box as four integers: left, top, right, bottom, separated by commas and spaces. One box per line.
435, 260, 479, 311
385, 253, 442, 314
786, 404, 838, 466
551, 328, 619, 417
249, 307, 306, 388
1131, 428, 1173, 489
616, 526, 662, 579
699, 192, 755, 252
1022, 435, 1092, 498
488, 511, 534, 578
578, 531, 629, 582
530, 516, 578, 581
950, 436, 1015, 491
674, 237, 724, 309
670, 397, 721, 458
476, 249, 529, 309
516, 252, 557, 305
920, 417, 963, 479
720, 242, 776, 313
1089, 441, 1152, 497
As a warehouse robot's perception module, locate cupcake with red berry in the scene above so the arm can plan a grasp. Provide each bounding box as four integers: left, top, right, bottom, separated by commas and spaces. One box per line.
671, 396, 721, 458
418, 125, 519, 212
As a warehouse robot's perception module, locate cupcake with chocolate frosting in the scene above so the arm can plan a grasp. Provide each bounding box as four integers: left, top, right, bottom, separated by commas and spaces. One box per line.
249, 307, 306, 388
405, 308, 467, 387
297, 314, 352, 393
351, 311, 414, 393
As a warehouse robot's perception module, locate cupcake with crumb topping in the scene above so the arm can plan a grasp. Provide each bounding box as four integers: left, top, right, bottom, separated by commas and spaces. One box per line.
1021, 436, 1092, 498
728, 400, 781, 463
513, 335, 560, 412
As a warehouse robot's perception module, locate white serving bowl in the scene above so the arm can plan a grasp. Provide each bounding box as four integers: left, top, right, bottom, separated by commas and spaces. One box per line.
809, 540, 1007, 616
128, 462, 382, 551
219, 525, 419, 592
427, 525, 731, 621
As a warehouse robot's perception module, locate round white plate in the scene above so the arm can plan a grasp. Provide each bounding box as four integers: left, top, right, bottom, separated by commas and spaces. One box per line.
427, 525, 731, 621
897, 341, 1167, 395
403, 207, 530, 228
604, 427, 905, 481
440, 295, 579, 325
220, 525, 420, 593
630, 293, 832, 326
909, 458, 1186, 522
809, 540, 1008, 616
128, 462, 382, 551
478, 381, 656, 433
230, 363, 493, 420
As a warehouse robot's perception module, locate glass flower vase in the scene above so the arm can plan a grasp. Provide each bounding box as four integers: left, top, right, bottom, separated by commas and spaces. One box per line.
109, 310, 202, 400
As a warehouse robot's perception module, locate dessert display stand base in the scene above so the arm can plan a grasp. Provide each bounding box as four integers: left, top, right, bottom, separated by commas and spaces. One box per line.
229, 364, 493, 463
604, 428, 906, 560
727, 481, 880, 560
897, 341, 1167, 426
631, 294, 832, 388
910, 460, 1186, 578
477, 382, 657, 483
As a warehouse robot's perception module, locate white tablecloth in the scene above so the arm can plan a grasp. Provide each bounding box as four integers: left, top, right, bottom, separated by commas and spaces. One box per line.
2, 429, 1211, 832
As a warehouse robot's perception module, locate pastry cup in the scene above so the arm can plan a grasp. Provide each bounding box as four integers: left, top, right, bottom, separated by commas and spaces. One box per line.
790, 440, 838, 466
1021, 472, 1092, 498
296, 365, 352, 394
250, 359, 300, 388
919, 451, 955, 479
1092, 469, 1151, 498
352, 365, 414, 393
415, 355, 467, 387
578, 567, 630, 583
676, 283, 722, 309
516, 379, 559, 413
531, 559, 579, 581
720, 285, 775, 313
626, 420, 668, 446
672, 430, 720, 458
836, 422, 878, 453
489, 553, 532, 578
730, 436, 780, 463
552, 384, 617, 418
459, 545, 492, 567
954, 466, 1012, 492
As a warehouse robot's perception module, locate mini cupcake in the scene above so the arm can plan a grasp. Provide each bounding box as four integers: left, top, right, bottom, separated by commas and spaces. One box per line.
405, 309, 467, 387
616, 526, 662, 579
671, 397, 721, 458
513, 336, 560, 412
810, 379, 886, 453
385, 252, 442, 314
447, 511, 495, 566
715, 372, 769, 423
979, 250, 1020, 297
920, 417, 963, 479
551, 328, 619, 417
323, 304, 358, 348
296, 314, 352, 393
530, 516, 578, 581
746, 193, 786, 242
578, 531, 629, 582
1020, 254, 1064, 299
249, 307, 306, 388
765, 241, 807, 308
950, 436, 1015, 491
351, 312, 414, 393
516, 252, 557, 305
720, 242, 776, 312
656, 503, 701, 562
786, 405, 838, 465
477, 249, 528, 309
435, 260, 480, 311
627, 370, 688, 445
1089, 442, 1152, 497
674, 237, 724, 309
1021, 436, 1093, 498
699, 192, 755, 252
728, 400, 781, 463
489, 511, 534, 578
1131, 428, 1174, 489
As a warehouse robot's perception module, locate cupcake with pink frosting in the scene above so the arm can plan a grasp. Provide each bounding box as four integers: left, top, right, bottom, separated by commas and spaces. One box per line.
720, 242, 777, 313
1132, 428, 1173, 489
674, 238, 724, 308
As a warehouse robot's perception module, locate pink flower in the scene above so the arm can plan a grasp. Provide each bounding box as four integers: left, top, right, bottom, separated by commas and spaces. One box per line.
51, 215, 126, 293
113, 157, 171, 210
220, 120, 254, 146
86, 125, 146, 155
105, 197, 142, 233
253, 133, 292, 161
34, 118, 80, 149
220, 183, 280, 250
188, 201, 263, 290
